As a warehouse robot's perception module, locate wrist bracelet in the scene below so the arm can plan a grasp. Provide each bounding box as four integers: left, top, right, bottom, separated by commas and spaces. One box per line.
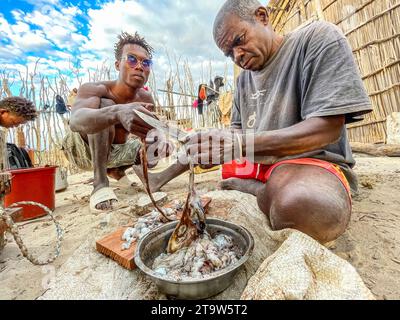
235, 132, 243, 161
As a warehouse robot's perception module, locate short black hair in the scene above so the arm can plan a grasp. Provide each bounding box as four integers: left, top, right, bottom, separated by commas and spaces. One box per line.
114, 31, 154, 61
213, 0, 263, 42
0, 96, 37, 121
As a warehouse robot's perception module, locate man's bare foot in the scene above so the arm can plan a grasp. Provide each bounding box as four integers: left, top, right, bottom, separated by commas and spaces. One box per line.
133, 165, 163, 193
218, 178, 263, 196
92, 184, 118, 211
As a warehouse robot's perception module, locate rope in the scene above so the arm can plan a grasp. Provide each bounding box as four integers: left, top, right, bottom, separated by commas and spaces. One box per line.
0, 201, 63, 265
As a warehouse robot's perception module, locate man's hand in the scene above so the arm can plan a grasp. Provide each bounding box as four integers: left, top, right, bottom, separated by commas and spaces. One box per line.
117, 102, 156, 139
184, 129, 243, 165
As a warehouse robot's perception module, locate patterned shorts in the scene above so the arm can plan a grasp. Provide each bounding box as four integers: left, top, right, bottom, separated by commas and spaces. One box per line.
61, 130, 141, 171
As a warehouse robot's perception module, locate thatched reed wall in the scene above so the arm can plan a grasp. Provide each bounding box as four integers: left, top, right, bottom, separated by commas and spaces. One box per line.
268, 0, 400, 144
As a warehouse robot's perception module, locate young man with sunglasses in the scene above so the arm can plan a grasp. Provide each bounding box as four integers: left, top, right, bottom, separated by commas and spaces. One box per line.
64, 32, 166, 213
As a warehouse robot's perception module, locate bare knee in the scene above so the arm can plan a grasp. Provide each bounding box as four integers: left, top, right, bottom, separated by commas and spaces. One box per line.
267, 188, 351, 244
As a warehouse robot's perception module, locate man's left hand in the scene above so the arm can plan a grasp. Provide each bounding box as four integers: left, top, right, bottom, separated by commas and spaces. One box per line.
184, 129, 242, 165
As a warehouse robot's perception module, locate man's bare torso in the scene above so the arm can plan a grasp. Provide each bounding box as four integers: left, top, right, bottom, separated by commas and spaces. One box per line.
81, 80, 154, 144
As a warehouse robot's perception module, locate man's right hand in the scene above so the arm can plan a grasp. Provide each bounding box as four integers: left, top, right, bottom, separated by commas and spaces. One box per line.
117, 102, 156, 139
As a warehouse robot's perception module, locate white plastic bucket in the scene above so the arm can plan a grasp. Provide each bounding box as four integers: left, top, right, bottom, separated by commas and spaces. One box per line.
55, 167, 68, 192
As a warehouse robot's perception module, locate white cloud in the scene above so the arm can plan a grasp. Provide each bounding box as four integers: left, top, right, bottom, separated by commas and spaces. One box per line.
0, 15, 12, 35
83, 0, 225, 59
81, 0, 232, 89
22, 0, 61, 7
0, 4, 86, 68
51, 50, 73, 61
1, 11, 52, 53
23, 6, 80, 35
0, 63, 26, 74
70, 32, 87, 45
0, 44, 23, 60
61, 6, 81, 16
1, 0, 234, 95
11, 21, 30, 34
73, 51, 109, 70
13, 30, 52, 51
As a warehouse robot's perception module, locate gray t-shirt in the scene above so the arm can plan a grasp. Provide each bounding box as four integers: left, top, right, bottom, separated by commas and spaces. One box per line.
232, 21, 373, 193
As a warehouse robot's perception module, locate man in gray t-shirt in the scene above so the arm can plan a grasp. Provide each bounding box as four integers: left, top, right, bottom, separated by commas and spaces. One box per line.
186, 0, 372, 244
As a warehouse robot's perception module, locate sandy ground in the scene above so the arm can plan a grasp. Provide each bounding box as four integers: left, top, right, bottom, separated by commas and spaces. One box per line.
0, 155, 399, 300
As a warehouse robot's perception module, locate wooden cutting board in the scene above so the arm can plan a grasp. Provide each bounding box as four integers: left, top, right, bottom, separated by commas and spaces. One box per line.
96, 197, 212, 270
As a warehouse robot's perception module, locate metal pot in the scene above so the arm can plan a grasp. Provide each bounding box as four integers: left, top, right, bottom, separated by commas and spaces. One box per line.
135, 218, 254, 300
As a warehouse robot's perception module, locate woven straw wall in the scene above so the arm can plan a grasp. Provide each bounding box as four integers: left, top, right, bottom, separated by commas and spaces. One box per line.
269, 0, 400, 143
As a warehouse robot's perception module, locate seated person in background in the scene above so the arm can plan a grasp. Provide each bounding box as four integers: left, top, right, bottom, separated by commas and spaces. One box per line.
0, 96, 37, 195
0, 96, 37, 128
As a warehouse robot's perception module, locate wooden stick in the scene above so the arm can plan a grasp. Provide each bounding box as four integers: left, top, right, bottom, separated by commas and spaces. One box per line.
345, 2, 400, 37
351, 142, 400, 157
353, 33, 400, 53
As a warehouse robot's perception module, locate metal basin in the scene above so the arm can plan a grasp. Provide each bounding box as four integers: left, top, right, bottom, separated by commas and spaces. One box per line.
135, 218, 254, 300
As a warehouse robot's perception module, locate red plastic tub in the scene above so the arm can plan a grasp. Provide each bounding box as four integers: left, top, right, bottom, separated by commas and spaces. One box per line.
4, 166, 57, 221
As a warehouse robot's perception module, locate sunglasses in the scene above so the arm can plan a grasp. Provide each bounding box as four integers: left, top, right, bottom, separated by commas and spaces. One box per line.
125, 54, 153, 71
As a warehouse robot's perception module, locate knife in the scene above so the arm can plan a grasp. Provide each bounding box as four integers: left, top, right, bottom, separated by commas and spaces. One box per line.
133, 109, 190, 143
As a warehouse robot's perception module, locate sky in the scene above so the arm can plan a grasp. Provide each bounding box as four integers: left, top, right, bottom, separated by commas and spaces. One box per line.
0, 0, 236, 100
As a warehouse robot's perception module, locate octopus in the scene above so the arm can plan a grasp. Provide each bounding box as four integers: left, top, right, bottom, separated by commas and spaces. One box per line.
167, 158, 206, 254
132, 112, 239, 280
152, 232, 242, 281
139, 128, 206, 254
121, 205, 179, 251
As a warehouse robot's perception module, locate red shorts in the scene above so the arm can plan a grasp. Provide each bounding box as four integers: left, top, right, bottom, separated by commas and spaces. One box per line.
222, 158, 351, 197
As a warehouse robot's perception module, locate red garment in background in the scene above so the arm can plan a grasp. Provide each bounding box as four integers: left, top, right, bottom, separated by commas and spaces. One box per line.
199, 85, 207, 101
